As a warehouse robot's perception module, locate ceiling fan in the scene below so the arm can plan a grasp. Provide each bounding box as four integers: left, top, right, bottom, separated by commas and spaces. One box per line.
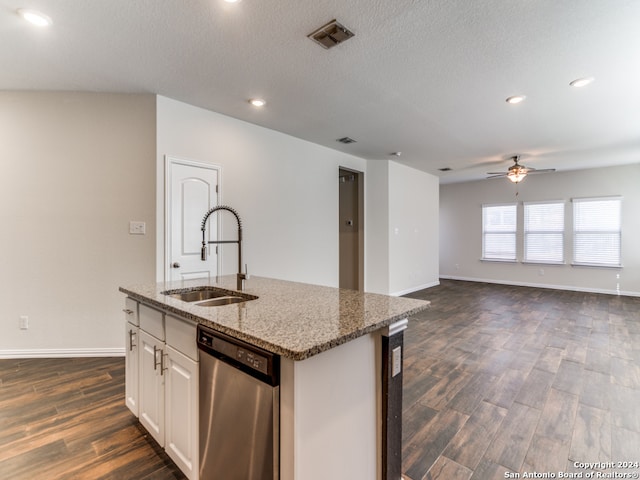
487, 155, 556, 184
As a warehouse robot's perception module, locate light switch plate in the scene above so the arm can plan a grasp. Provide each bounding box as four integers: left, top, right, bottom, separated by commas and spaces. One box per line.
129, 221, 146, 235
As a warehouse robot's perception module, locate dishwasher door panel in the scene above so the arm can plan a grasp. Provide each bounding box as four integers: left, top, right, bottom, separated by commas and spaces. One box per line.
199, 352, 279, 480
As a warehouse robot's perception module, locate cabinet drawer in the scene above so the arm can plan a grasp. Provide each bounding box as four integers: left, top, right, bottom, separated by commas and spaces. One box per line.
166, 315, 197, 360
123, 297, 139, 326
139, 303, 165, 341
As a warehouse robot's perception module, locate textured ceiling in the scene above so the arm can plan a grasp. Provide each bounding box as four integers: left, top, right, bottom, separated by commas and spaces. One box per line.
2, 0, 639, 183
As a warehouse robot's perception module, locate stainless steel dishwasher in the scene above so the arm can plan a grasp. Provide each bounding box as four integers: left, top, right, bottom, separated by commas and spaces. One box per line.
197, 325, 280, 480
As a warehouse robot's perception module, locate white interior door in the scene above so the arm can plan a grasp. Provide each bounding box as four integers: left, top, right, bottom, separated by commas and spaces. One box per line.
166, 157, 219, 282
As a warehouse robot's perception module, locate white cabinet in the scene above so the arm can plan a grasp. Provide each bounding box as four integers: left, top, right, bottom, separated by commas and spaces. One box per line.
125, 299, 199, 480
124, 297, 139, 416
139, 329, 166, 445
125, 322, 139, 415
165, 345, 198, 479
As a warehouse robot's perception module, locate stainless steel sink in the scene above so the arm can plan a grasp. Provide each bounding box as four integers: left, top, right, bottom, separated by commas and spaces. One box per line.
196, 296, 247, 307
163, 287, 257, 306
167, 289, 228, 302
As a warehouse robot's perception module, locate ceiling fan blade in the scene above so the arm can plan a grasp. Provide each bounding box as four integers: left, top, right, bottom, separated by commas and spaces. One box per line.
526, 168, 556, 174
486, 172, 508, 175
486, 174, 507, 178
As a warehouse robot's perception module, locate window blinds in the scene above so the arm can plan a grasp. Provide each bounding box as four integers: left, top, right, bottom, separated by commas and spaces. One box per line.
524, 202, 564, 263
482, 204, 517, 261
573, 197, 622, 267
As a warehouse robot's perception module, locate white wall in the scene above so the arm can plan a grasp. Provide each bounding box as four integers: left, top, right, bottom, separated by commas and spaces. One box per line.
156, 96, 369, 288
364, 161, 391, 294
388, 162, 440, 295
440, 163, 640, 296
157, 98, 441, 295
0, 92, 156, 356
0, 92, 441, 356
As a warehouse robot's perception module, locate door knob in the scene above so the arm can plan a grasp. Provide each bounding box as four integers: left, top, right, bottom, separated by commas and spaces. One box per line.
172, 262, 180, 268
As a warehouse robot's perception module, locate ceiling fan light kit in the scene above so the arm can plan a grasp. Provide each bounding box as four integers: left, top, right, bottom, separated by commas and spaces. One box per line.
507, 169, 527, 183
487, 156, 556, 184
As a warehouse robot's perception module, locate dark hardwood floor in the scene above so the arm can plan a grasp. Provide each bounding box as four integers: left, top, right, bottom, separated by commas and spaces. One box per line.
403, 280, 640, 480
0, 357, 186, 480
1, 280, 639, 479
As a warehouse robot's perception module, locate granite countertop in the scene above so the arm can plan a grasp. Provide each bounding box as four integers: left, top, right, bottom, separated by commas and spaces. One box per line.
119, 275, 430, 360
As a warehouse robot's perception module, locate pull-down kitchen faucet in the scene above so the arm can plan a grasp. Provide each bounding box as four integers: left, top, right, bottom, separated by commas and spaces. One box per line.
201, 205, 246, 291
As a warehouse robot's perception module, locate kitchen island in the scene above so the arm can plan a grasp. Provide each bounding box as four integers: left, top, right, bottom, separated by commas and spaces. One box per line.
120, 275, 430, 480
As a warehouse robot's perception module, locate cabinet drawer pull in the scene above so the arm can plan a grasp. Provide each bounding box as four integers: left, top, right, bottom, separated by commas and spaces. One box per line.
128, 329, 136, 351
123, 308, 134, 315
153, 345, 162, 371
160, 352, 168, 375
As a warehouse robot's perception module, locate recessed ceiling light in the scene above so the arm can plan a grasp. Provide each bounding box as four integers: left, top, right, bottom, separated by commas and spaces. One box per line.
17, 8, 52, 27
569, 77, 594, 88
506, 95, 526, 104
224, 0, 241, 3
249, 98, 266, 107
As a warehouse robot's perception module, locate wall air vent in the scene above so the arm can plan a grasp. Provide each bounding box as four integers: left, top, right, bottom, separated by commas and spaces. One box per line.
438, 167, 452, 171
308, 20, 355, 49
337, 136, 357, 144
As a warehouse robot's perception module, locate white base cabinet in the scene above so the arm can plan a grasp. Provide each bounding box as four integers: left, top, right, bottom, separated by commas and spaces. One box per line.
139, 329, 166, 445
124, 298, 199, 480
124, 297, 139, 416
124, 321, 139, 415
165, 345, 198, 479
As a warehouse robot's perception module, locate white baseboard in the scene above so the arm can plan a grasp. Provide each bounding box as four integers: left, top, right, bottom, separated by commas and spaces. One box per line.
391, 280, 440, 297
0, 347, 126, 359
439, 275, 640, 297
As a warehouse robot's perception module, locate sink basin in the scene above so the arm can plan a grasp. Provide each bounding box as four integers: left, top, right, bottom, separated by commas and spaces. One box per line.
167, 289, 228, 302
196, 296, 247, 307
162, 287, 257, 307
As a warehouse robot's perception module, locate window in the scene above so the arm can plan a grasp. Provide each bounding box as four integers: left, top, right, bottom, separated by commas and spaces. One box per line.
573, 196, 622, 267
482, 204, 517, 261
524, 201, 564, 264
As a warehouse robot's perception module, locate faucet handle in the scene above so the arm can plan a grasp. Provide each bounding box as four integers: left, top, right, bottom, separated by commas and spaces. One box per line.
244, 264, 250, 280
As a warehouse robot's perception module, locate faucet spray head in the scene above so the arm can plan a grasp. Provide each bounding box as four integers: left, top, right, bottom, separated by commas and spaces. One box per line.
201, 243, 207, 261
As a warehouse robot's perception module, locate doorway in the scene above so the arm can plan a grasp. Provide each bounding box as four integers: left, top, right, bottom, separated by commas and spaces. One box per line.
339, 168, 364, 291
165, 156, 220, 282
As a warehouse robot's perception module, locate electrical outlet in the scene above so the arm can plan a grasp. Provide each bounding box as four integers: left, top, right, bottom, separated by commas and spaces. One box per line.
392, 346, 402, 377
129, 221, 146, 235
539, 268, 545, 276
19, 315, 28, 330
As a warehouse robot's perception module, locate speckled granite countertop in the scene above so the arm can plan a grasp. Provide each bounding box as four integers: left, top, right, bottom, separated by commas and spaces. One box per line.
119, 276, 430, 360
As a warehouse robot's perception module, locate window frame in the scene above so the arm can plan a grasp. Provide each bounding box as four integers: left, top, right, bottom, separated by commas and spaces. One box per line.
523, 200, 565, 265
571, 196, 622, 268
481, 203, 518, 262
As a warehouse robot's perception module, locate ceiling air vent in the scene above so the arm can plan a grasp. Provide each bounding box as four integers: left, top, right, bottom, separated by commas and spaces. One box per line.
308, 20, 355, 49
337, 136, 357, 144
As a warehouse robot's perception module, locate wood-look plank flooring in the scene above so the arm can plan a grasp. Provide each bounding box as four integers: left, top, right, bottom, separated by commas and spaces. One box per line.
0, 357, 186, 480
1, 280, 639, 479
403, 280, 640, 480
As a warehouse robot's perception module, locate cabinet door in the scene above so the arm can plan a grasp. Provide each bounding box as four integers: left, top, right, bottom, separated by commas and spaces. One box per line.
138, 330, 165, 446
125, 321, 139, 416
165, 345, 199, 480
